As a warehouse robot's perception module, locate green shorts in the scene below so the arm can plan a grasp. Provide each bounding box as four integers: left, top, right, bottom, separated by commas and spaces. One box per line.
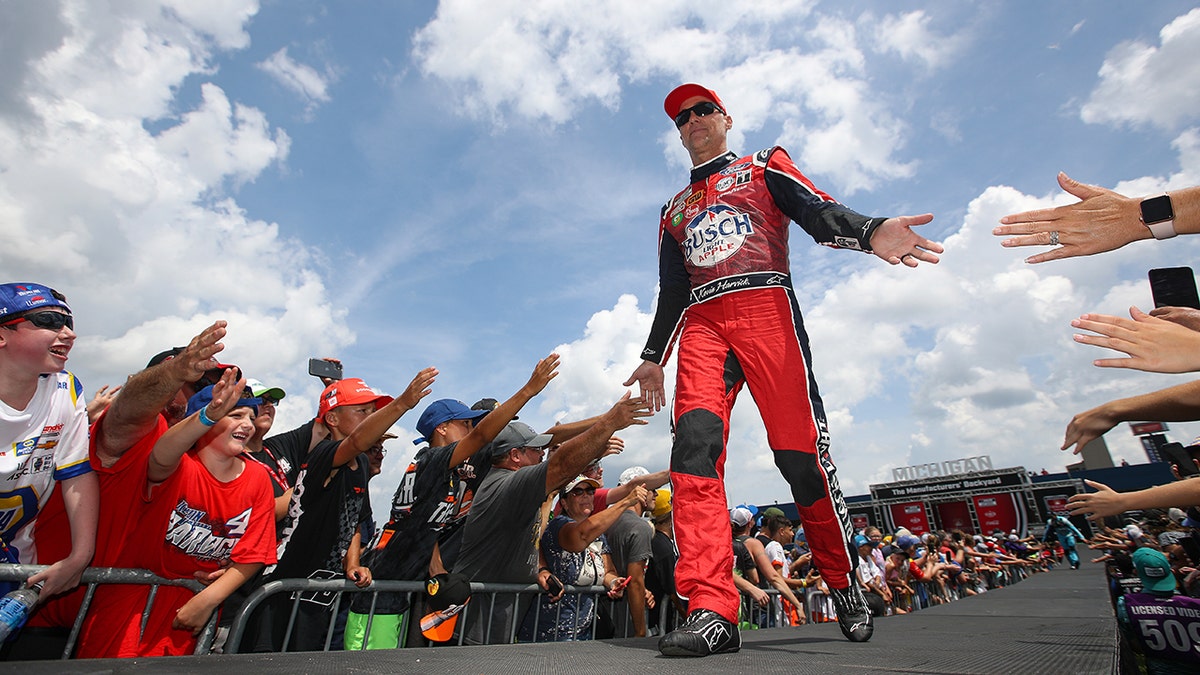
344, 611, 407, 650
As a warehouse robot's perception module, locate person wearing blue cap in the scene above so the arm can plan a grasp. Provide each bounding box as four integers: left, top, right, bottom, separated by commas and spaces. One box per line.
0, 282, 97, 604
345, 354, 561, 650
75, 369, 275, 657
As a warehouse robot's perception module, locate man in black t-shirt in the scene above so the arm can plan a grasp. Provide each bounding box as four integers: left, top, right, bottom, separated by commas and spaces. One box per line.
244, 369, 437, 652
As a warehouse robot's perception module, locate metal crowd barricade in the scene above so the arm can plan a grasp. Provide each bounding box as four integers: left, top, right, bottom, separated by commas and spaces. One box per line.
225, 579, 625, 652
0, 563, 216, 658
5, 559, 1043, 658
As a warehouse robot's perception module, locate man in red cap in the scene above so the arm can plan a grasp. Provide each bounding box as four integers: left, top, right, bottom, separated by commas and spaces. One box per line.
244, 369, 437, 652
625, 83, 944, 656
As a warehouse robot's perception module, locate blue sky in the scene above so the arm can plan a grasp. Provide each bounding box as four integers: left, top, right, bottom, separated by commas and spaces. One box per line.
5, 1, 1200, 520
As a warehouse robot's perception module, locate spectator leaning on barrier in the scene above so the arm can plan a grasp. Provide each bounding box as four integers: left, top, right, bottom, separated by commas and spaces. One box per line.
647, 488, 686, 632
0, 282, 97, 599
600, 471, 657, 638
730, 506, 807, 628
14, 320, 231, 659
853, 535, 888, 618
346, 354, 558, 650
75, 372, 277, 658
519, 476, 646, 642
454, 390, 652, 645
245, 368, 436, 653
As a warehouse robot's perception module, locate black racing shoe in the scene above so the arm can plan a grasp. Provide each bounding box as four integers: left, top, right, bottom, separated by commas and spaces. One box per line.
657, 609, 741, 657
829, 585, 874, 642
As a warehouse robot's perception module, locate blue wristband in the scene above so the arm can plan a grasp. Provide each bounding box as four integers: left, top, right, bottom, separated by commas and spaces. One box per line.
198, 406, 217, 427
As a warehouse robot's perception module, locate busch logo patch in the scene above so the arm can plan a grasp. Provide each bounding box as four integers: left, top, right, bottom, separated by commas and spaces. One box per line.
683, 205, 754, 267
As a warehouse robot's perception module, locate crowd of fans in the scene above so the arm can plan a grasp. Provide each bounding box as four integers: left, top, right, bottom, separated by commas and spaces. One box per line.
7, 167, 1200, 665
0, 280, 1063, 661
737, 515, 1059, 628
0, 283, 661, 658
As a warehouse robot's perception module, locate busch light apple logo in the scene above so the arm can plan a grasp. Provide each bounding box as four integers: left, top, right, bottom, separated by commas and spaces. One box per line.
682, 205, 754, 267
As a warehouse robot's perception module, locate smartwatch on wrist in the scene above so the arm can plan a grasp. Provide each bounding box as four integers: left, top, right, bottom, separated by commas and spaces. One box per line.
1140, 193, 1177, 240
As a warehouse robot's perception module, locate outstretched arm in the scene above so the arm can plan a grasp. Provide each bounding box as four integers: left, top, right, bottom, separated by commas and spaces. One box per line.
557, 488, 649, 553
1062, 379, 1200, 454
334, 367, 438, 467
95, 321, 228, 467
545, 392, 653, 493
449, 354, 560, 467
868, 214, 943, 266
1068, 478, 1200, 520
1072, 307, 1200, 373
148, 370, 246, 484
746, 538, 805, 614
995, 173, 1200, 264
604, 468, 669, 506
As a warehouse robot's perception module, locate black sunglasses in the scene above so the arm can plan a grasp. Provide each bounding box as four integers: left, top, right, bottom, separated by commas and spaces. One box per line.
674, 101, 724, 128
1, 310, 74, 331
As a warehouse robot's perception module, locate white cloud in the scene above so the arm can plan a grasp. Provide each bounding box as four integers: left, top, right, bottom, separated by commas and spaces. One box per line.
1081, 8, 1200, 130
412, 0, 922, 194
0, 1, 350, 420
257, 47, 333, 112
871, 10, 963, 69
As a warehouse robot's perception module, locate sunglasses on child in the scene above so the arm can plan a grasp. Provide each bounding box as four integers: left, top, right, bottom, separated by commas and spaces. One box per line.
1, 310, 74, 331
674, 101, 724, 128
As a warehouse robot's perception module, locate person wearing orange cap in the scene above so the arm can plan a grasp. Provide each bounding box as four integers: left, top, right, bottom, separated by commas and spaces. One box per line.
243, 368, 437, 652
624, 84, 943, 656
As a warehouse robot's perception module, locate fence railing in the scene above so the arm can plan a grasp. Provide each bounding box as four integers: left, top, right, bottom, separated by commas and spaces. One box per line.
0, 563, 216, 657
1, 557, 1038, 659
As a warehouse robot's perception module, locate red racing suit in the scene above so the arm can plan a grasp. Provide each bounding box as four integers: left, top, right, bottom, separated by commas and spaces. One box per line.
642, 147, 885, 623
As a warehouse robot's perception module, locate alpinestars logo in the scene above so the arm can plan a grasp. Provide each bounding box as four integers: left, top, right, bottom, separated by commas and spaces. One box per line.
696, 618, 731, 649
164, 499, 252, 562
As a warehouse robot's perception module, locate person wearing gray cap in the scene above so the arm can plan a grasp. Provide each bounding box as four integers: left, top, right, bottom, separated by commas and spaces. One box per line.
454, 392, 653, 644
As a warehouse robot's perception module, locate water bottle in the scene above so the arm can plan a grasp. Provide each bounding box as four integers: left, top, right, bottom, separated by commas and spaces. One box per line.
0, 582, 43, 642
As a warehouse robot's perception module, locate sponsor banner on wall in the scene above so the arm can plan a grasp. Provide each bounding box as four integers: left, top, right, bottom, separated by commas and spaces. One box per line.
871, 468, 1027, 501
889, 501, 931, 535
850, 513, 871, 531
935, 500, 974, 534
972, 493, 1025, 536
1030, 484, 1092, 538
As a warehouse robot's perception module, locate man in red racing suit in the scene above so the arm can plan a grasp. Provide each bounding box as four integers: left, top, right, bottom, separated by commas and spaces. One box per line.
625, 84, 943, 657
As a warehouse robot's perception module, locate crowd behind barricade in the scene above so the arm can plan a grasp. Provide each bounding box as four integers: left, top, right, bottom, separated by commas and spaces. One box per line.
0, 280, 1054, 660
1082, 508, 1200, 674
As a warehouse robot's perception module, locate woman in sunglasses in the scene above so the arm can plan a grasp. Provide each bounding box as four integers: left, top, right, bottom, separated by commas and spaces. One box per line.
0, 282, 98, 602
520, 477, 649, 642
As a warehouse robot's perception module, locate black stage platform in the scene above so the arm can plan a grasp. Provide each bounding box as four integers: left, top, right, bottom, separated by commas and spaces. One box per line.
17, 562, 1116, 674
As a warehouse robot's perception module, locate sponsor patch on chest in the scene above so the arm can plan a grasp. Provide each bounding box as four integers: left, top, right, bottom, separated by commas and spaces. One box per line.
681, 205, 754, 267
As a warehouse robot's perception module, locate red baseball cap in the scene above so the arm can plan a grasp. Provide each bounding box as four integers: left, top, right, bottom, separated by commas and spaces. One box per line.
664, 83, 725, 119
317, 378, 393, 421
